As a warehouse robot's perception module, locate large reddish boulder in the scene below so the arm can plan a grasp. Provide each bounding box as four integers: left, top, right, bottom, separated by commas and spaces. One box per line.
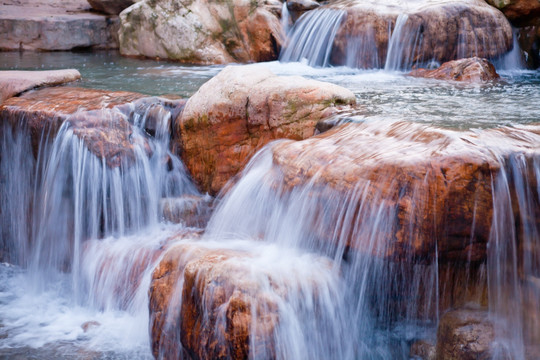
269, 121, 540, 261
149, 244, 279, 359
177, 65, 356, 194
87, 0, 140, 15
409, 57, 500, 82
328, 0, 513, 68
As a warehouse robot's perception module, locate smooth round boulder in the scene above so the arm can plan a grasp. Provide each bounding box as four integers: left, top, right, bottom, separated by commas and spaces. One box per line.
176, 64, 356, 194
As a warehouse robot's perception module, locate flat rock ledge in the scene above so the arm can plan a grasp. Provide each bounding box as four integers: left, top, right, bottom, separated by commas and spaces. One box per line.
0, 69, 81, 104
0, 0, 119, 51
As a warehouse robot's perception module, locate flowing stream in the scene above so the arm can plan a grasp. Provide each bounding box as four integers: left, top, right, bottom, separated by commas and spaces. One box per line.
0, 42, 539, 360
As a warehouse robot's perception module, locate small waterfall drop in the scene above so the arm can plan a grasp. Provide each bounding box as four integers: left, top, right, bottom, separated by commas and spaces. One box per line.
279, 8, 345, 67
280, 1, 291, 35
0, 96, 200, 319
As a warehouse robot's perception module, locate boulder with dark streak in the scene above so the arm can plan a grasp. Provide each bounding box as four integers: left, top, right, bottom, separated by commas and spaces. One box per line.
87, 0, 140, 15
119, 0, 284, 64
409, 57, 500, 82
177, 64, 356, 195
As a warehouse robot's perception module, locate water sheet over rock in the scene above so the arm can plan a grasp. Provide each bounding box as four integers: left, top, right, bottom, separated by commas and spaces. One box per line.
281, 0, 513, 70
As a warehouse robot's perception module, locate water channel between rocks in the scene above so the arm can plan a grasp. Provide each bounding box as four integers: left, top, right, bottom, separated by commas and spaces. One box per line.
0, 51, 539, 360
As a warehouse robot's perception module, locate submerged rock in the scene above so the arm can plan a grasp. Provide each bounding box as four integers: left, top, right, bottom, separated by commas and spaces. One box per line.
0, 0, 119, 51
119, 0, 284, 64
409, 57, 500, 82
177, 65, 356, 194
326, 0, 513, 69
435, 308, 495, 360
0, 69, 81, 104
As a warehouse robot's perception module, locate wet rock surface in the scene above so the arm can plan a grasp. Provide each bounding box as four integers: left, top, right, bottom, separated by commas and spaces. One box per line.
409, 57, 500, 82
0, 0, 119, 51
0, 87, 185, 167
0, 69, 81, 104
177, 65, 356, 194
328, 0, 513, 68
270, 121, 540, 261
119, 0, 284, 64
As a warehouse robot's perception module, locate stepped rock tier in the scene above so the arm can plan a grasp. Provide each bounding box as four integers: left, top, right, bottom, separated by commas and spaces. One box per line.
268, 121, 540, 261
119, 0, 284, 64
0, 87, 186, 167
282, 0, 513, 69
177, 65, 356, 195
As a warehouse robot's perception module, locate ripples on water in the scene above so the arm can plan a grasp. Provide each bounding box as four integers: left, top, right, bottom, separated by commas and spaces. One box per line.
2, 51, 538, 129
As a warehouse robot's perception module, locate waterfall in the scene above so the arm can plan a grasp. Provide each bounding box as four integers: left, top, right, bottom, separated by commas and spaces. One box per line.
279, 8, 345, 67
280, 1, 516, 71
0, 99, 199, 298
280, 1, 291, 36
488, 154, 539, 359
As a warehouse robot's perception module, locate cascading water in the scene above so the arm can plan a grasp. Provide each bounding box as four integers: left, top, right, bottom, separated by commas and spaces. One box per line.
0, 96, 200, 357
279, 8, 345, 67
280, 0, 518, 71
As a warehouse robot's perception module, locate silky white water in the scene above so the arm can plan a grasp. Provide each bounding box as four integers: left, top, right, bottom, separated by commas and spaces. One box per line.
0, 48, 539, 359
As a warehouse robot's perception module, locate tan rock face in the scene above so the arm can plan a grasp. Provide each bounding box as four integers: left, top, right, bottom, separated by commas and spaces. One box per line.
328, 0, 513, 68
409, 57, 500, 82
270, 121, 540, 261
435, 308, 495, 360
0, 70, 81, 104
0, 87, 185, 167
119, 0, 284, 64
177, 65, 356, 194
